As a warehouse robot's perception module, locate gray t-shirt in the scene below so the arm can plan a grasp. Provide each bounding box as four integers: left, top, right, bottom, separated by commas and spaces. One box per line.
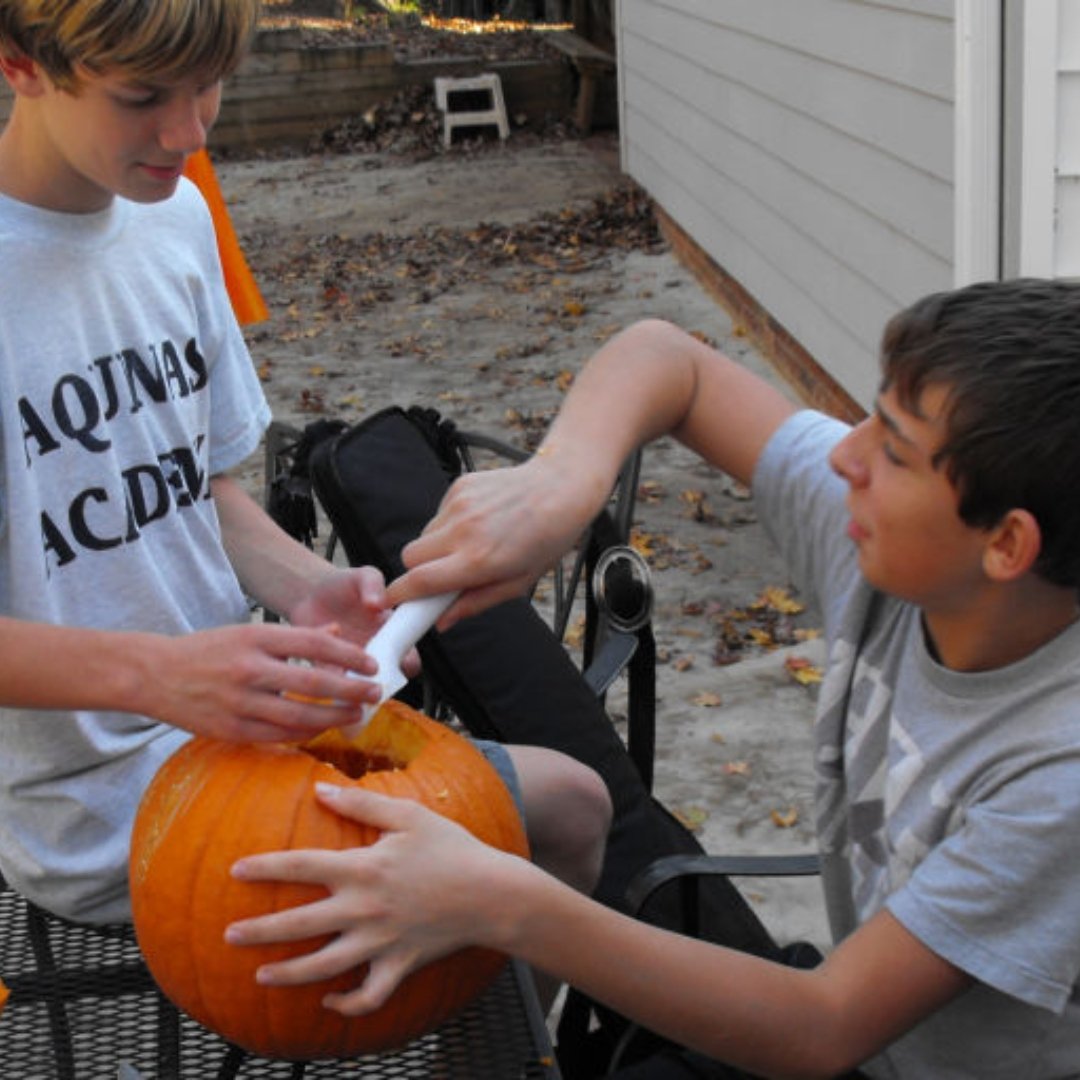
0, 179, 271, 923
755, 410, 1080, 1078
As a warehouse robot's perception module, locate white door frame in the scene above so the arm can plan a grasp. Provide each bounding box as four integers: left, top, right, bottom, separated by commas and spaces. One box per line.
1001, 0, 1060, 277
954, 0, 1004, 284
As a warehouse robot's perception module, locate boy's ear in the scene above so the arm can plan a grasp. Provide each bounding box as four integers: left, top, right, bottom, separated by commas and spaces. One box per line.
982, 508, 1041, 582
0, 53, 46, 95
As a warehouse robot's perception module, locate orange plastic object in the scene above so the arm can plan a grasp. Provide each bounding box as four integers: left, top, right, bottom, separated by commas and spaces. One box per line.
182, 149, 269, 326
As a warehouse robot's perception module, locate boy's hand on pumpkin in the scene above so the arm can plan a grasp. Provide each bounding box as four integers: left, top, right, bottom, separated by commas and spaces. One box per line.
143, 623, 381, 742
226, 785, 512, 1013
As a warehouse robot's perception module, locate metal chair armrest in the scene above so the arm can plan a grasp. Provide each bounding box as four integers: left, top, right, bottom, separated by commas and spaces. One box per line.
582, 630, 638, 696
626, 852, 821, 920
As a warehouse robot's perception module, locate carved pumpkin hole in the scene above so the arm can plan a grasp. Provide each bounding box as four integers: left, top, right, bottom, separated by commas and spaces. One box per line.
301, 744, 402, 780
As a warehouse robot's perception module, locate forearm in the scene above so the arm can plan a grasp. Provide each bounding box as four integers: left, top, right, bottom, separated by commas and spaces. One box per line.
492, 858, 962, 1080
537, 319, 797, 489
228, 792, 967, 1074
212, 473, 336, 620
496, 863, 845, 1078
0, 615, 161, 713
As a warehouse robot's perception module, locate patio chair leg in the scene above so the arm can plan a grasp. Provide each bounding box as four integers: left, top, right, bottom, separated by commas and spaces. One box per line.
25, 904, 77, 1080
156, 989, 182, 1079
214, 1044, 250, 1079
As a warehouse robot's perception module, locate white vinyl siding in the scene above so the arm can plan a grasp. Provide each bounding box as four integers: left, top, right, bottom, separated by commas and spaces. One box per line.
617, 0, 957, 408
1056, 0, 1080, 277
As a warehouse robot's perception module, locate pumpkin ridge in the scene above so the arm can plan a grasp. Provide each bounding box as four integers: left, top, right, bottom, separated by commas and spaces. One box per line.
134, 740, 253, 1023
189, 746, 294, 1049
265, 754, 362, 1055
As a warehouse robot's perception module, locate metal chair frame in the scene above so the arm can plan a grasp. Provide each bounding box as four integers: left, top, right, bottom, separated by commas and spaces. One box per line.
0, 873, 560, 1079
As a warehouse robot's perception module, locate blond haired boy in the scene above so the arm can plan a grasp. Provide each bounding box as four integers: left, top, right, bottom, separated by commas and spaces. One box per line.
0, 0, 609, 931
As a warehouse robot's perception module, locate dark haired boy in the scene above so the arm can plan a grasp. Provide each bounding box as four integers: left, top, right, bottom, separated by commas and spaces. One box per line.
228, 279, 1080, 1077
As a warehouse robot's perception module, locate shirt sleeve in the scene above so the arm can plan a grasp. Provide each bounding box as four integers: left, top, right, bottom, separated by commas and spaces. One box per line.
887, 743, 1080, 1014
752, 409, 858, 635
176, 178, 271, 475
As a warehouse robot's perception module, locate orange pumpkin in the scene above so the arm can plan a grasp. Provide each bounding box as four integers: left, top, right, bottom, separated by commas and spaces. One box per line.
129, 700, 528, 1060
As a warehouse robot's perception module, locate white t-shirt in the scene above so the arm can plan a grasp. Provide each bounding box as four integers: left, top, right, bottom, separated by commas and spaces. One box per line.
755, 410, 1080, 1078
0, 179, 271, 923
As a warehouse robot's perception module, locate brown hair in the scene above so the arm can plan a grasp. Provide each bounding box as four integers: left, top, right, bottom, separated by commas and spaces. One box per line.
0, 0, 261, 90
881, 277, 1080, 589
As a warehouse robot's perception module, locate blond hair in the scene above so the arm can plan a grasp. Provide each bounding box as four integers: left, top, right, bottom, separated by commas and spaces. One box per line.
0, 0, 261, 90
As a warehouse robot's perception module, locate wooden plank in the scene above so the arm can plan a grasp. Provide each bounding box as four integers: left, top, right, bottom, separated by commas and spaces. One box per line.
548, 29, 615, 66
210, 57, 575, 152
0, 48, 579, 151
239, 44, 395, 77
222, 67, 402, 105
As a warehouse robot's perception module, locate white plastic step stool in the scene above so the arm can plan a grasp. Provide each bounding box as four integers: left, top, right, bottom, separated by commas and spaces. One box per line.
433, 74, 510, 149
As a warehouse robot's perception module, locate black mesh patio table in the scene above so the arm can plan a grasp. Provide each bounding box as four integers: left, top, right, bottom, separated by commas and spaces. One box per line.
0, 880, 560, 1079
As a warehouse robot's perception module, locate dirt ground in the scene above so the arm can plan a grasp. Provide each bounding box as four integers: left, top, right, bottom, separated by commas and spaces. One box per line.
216, 131, 830, 948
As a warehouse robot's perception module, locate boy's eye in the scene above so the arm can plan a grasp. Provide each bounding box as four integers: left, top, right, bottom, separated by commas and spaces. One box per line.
115, 90, 161, 108
882, 441, 904, 466
113, 81, 218, 109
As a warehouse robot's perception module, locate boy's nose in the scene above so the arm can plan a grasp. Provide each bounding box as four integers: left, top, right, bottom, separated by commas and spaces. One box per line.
159, 98, 217, 154
829, 421, 870, 487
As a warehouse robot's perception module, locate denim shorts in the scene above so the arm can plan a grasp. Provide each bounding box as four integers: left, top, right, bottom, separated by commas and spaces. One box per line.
476, 739, 525, 819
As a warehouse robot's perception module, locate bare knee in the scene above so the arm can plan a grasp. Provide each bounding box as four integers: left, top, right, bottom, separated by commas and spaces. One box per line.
506, 745, 612, 895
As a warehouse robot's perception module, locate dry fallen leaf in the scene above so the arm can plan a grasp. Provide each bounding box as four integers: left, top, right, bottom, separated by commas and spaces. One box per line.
638, 480, 665, 503
680, 488, 715, 523
785, 655, 823, 686
673, 806, 709, 833
563, 614, 586, 649
690, 691, 723, 708
723, 760, 752, 776
752, 586, 805, 615
770, 807, 799, 828
630, 529, 658, 559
